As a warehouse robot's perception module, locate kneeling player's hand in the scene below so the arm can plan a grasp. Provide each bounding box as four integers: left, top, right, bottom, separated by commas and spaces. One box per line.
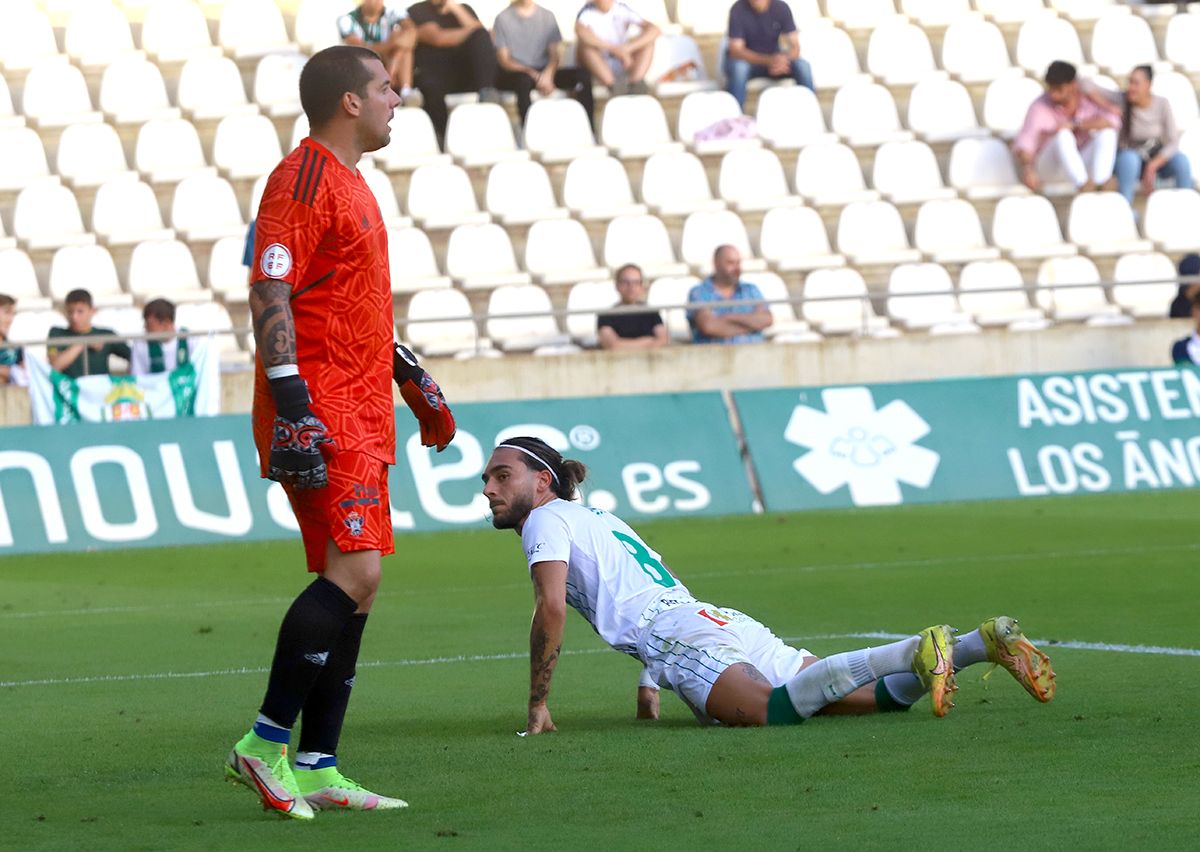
268, 372, 335, 489
636, 686, 660, 721
394, 344, 456, 452
525, 702, 556, 736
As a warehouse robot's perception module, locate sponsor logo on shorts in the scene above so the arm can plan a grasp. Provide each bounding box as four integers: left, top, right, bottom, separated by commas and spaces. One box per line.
697, 607, 732, 627
344, 511, 365, 537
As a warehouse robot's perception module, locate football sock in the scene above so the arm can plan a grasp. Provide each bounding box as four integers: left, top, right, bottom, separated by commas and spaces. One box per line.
252, 714, 291, 743
782, 638, 918, 719
259, 577, 358, 730
953, 628, 988, 669
878, 629, 990, 708
298, 613, 368, 756
294, 752, 338, 771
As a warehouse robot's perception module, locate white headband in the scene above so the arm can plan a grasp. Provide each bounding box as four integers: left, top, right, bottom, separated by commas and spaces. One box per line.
497, 443, 560, 485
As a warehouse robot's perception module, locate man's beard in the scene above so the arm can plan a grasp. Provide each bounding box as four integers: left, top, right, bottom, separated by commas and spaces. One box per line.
491, 490, 535, 529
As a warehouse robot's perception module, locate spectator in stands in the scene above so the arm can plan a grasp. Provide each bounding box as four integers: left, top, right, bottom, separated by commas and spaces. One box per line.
408, 0, 501, 147
1013, 61, 1119, 194
130, 298, 187, 376
724, 0, 813, 110
47, 289, 131, 378
494, 0, 594, 128
687, 245, 772, 344
0, 293, 22, 386
338, 1, 417, 103
1170, 290, 1200, 366
1169, 253, 1200, 319
575, 0, 659, 96
596, 264, 668, 350
1082, 65, 1192, 207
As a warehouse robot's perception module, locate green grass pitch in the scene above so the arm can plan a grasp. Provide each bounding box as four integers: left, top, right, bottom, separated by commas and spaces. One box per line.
3, 490, 1198, 849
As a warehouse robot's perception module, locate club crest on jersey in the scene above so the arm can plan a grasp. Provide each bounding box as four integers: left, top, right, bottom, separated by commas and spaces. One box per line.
344, 511, 365, 537
260, 243, 292, 279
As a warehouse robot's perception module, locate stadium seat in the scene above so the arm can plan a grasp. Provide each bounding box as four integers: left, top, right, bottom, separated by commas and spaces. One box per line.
293, 0, 344, 53
0, 5, 59, 73
7, 307, 67, 362
797, 21, 865, 91
92, 176, 175, 246
886, 263, 980, 334
21, 58, 105, 129
484, 160, 568, 226
445, 223, 531, 290
360, 166, 411, 229
384, 228, 449, 294
1035, 255, 1129, 324
371, 108, 452, 172
1111, 251, 1179, 318
169, 174, 245, 243
0, 127, 53, 194
48, 245, 131, 306
1143, 189, 1200, 252
646, 275, 699, 341
717, 148, 803, 213
836, 201, 922, 267
673, 0, 731, 36
486, 284, 572, 353
792, 142, 880, 207
1153, 71, 1199, 133
900, 0, 972, 27
12, 181, 95, 251
91, 307, 145, 342
212, 114, 284, 181
217, 0, 295, 60
1178, 129, 1200, 188
758, 206, 846, 272
206, 235, 250, 303
141, 0, 218, 63
176, 301, 241, 360
680, 210, 765, 275
914, 199, 1001, 265
98, 55, 181, 127
56, 123, 133, 189
0, 75, 21, 128
523, 99, 605, 164
676, 91, 759, 155
644, 34, 718, 99
404, 288, 488, 358
948, 137, 1031, 200
1089, 8, 1158, 76
603, 215, 688, 278
1164, 13, 1200, 74
1015, 10, 1089, 77
253, 52, 307, 118
825, 0, 900, 31
64, 1, 137, 70
405, 163, 490, 230
177, 55, 258, 121
754, 85, 837, 151
600, 95, 683, 159
871, 141, 956, 205
800, 268, 893, 336
1067, 192, 1154, 257
957, 259, 1047, 329
0, 248, 51, 311
782, 0, 822, 27
941, 14, 1015, 83
641, 151, 725, 217
445, 102, 528, 167
906, 78, 990, 144
983, 75, 1044, 139
523, 219, 609, 286
127, 239, 207, 301
830, 81, 913, 147
991, 195, 1078, 261
1048, 0, 1119, 22
865, 17, 938, 86
562, 156, 647, 222
565, 279, 619, 347
740, 271, 821, 343
0, 219, 14, 253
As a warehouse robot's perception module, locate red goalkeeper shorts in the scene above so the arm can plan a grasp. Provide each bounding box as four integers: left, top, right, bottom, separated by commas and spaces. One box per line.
284, 450, 395, 573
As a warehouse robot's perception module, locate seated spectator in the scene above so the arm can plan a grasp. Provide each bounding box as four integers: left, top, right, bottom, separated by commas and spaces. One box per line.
596, 264, 668, 350
0, 293, 22, 385
724, 0, 813, 110
338, 1, 417, 102
494, 0, 594, 128
1082, 65, 1192, 207
408, 0, 501, 146
1013, 61, 1119, 193
1169, 253, 1200, 318
1171, 290, 1200, 366
575, 0, 659, 96
47, 289, 131, 378
130, 299, 188, 376
687, 245, 773, 344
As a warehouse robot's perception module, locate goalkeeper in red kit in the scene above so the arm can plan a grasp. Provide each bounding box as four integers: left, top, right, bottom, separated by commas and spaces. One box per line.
224, 45, 456, 820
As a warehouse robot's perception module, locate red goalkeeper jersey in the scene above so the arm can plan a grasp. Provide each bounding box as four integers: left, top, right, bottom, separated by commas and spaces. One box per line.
251, 137, 396, 471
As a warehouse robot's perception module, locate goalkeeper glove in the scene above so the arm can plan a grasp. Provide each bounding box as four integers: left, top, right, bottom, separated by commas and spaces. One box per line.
394, 344, 456, 452
268, 372, 335, 489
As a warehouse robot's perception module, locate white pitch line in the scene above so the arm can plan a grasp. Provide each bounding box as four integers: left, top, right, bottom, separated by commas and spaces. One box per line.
2, 632, 1196, 690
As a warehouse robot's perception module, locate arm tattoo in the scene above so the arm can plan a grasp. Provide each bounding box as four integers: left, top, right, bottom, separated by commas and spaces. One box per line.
529, 626, 560, 704
249, 280, 296, 369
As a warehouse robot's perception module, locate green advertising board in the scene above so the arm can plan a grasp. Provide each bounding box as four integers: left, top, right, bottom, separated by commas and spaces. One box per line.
0, 392, 753, 556
734, 367, 1200, 511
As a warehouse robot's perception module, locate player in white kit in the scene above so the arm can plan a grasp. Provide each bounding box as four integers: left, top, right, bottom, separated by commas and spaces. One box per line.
482, 438, 1056, 733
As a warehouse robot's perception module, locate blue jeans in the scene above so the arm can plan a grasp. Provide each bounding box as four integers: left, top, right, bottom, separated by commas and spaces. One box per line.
724, 56, 814, 109
1114, 148, 1193, 205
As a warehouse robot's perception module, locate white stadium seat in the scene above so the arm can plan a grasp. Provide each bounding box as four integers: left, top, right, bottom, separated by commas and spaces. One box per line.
253, 52, 307, 118
293, 0, 344, 53
217, 0, 295, 60
949, 137, 1031, 200
21, 59, 104, 129
176, 302, 241, 358
717, 147, 802, 213
49, 245, 130, 306
486, 284, 572, 353
740, 271, 820, 342
484, 160, 568, 226
92, 307, 145, 339
1153, 71, 1199, 133
991, 195, 1079, 260
900, 0, 972, 27
1016, 10, 1088, 76
983, 75, 1044, 139
0, 5, 59, 72
641, 151, 725, 217
1143, 189, 1200, 252
524, 219, 609, 286
206, 235, 251, 303
646, 275, 699, 341
886, 263, 980, 334
99, 55, 180, 126
372, 109, 452, 172
1090, 9, 1158, 76
0, 75, 21, 128
914, 199, 1002, 265
212, 114, 284, 180
562, 156, 647, 221
872, 141, 956, 205
797, 21, 863, 91
866, 17, 938, 86
360, 166, 410, 229
127, 239, 207, 301
1067, 192, 1154, 257
1164, 14, 1200, 74
0, 127, 52, 192
755, 85, 836, 151
405, 288, 487, 358
792, 143, 880, 207
759, 206, 846, 272
676, 91, 758, 154
830, 81, 913, 147
92, 177, 174, 245
801, 268, 893, 336
405, 163, 490, 230
825, 0, 900, 31
386, 227, 449, 294
0, 249, 51, 311
141, 0, 217, 63
8, 308, 67, 362
64, 1, 137, 70
1112, 252, 1180, 318
445, 223, 531, 290
13, 181, 95, 251
1036, 255, 1128, 324
565, 279, 620, 346
958, 259, 1047, 329
56, 123, 133, 188
445, 102, 529, 167
169, 174, 244, 242
836, 201, 922, 266
177, 55, 257, 120
600, 95, 682, 159
603, 215, 688, 278
680, 210, 764, 275
907, 78, 990, 144
941, 14, 1014, 84
523, 99, 605, 164
674, 0, 730, 36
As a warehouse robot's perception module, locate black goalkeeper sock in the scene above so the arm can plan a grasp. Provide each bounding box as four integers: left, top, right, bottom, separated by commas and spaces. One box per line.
298, 613, 368, 756
259, 577, 358, 729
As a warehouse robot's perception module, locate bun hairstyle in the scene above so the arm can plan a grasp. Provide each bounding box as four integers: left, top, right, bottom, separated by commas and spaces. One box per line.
497, 436, 588, 500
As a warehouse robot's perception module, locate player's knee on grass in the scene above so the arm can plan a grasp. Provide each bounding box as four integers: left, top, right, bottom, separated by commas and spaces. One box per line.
705, 662, 773, 726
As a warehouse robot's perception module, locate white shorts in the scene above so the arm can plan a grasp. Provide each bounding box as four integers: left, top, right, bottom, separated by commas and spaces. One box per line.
637, 602, 813, 725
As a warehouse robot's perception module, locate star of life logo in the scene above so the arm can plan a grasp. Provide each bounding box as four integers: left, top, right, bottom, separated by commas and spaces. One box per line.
783, 387, 940, 506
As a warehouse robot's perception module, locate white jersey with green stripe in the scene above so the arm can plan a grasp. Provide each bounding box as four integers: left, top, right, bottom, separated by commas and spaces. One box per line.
520, 499, 695, 655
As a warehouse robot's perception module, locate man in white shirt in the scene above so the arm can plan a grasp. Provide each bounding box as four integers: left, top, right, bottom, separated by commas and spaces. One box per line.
574, 0, 659, 95
130, 298, 187, 376
482, 437, 1056, 734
